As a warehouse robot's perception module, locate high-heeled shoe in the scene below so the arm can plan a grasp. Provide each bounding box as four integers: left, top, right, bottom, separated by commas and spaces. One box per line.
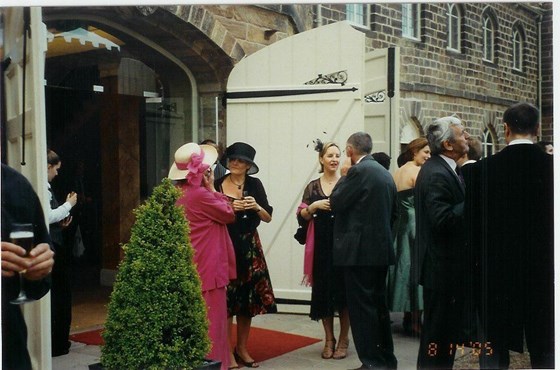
321, 339, 336, 359
234, 348, 259, 368
333, 338, 349, 359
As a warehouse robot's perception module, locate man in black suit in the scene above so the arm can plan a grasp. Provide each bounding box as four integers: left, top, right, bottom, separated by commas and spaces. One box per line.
413, 116, 470, 369
330, 132, 398, 369
464, 102, 554, 369
2, 164, 55, 369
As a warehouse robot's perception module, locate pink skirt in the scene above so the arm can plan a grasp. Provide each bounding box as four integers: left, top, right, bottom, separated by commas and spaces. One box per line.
203, 287, 229, 370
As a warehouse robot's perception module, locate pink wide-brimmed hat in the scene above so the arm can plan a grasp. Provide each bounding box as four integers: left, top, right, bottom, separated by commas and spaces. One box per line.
168, 142, 218, 180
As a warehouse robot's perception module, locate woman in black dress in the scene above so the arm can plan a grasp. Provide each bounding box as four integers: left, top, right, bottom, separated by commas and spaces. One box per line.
298, 141, 349, 360
215, 142, 276, 368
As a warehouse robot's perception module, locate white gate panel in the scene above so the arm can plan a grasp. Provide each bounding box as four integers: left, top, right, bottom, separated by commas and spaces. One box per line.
364, 47, 400, 170
227, 22, 365, 312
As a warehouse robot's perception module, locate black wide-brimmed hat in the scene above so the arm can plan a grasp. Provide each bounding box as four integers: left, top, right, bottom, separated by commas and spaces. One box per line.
220, 142, 259, 175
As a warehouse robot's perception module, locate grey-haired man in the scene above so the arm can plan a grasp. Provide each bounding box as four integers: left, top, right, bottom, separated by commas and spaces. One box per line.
413, 116, 470, 369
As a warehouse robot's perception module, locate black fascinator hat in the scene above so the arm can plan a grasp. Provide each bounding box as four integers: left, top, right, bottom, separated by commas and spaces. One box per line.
220, 142, 259, 175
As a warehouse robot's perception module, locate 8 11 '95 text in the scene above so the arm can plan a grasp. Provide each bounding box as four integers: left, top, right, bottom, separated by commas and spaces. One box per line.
428, 342, 493, 357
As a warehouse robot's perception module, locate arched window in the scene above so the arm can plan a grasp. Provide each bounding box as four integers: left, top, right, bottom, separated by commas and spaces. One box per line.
402, 4, 420, 40
482, 129, 495, 158
513, 26, 524, 71
447, 4, 461, 52
482, 13, 495, 62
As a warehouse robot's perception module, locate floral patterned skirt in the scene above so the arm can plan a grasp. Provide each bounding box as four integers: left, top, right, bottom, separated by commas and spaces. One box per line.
227, 231, 277, 317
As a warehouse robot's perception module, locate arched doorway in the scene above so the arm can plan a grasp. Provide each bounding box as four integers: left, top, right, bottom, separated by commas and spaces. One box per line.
44, 16, 197, 281
41, 8, 233, 331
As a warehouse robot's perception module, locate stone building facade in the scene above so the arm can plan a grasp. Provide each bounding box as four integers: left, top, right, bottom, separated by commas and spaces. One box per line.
313, 2, 552, 149
158, 2, 552, 148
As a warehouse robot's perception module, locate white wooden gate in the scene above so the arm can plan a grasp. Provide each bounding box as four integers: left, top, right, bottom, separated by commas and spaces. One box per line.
3, 7, 52, 369
226, 21, 399, 312
365, 47, 401, 169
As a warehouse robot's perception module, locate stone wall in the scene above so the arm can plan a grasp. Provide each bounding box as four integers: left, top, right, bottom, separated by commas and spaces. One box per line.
540, 3, 553, 142
362, 3, 541, 139
198, 5, 297, 59
297, 3, 550, 145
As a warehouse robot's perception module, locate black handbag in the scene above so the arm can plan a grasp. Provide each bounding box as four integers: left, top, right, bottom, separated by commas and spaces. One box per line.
294, 225, 307, 245
294, 212, 308, 245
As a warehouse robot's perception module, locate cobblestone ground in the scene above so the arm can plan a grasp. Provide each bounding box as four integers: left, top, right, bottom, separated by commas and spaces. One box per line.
453, 350, 531, 369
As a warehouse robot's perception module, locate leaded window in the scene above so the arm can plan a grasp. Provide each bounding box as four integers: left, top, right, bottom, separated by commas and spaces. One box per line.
447, 4, 461, 52
402, 4, 420, 40
483, 15, 494, 62
513, 28, 523, 71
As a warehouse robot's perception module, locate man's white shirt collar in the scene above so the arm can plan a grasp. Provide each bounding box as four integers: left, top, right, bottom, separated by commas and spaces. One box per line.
355, 155, 367, 164
439, 154, 457, 171
508, 139, 533, 146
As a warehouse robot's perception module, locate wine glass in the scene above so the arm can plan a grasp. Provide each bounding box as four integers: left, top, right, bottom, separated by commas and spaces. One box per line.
10, 223, 36, 304
241, 191, 249, 219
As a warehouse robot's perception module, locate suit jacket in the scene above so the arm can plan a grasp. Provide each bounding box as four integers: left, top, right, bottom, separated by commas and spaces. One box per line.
2, 164, 52, 370
330, 155, 397, 266
463, 144, 554, 353
413, 155, 466, 293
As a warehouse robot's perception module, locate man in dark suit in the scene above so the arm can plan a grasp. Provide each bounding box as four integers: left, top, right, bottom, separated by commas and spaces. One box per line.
2, 164, 55, 369
330, 132, 398, 369
413, 116, 470, 369
464, 102, 554, 369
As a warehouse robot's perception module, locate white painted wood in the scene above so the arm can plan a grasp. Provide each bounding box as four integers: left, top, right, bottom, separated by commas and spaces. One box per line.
364, 47, 401, 171
3, 7, 52, 370
226, 22, 366, 312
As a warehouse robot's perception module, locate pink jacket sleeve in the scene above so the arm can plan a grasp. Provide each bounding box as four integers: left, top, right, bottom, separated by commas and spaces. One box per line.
193, 189, 235, 224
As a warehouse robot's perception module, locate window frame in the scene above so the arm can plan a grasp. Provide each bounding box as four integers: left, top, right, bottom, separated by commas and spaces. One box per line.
345, 3, 370, 30
482, 129, 495, 158
447, 3, 461, 52
482, 14, 495, 62
512, 27, 523, 71
402, 3, 421, 40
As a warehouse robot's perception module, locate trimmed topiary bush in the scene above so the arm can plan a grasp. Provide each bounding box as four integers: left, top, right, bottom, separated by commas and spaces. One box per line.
101, 178, 210, 369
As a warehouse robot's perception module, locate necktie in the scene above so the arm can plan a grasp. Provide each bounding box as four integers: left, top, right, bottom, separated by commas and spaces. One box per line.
455, 166, 465, 186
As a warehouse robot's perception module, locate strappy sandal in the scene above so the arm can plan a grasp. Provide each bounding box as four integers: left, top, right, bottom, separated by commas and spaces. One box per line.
333, 338, 349, 360
321, 339, 336, 359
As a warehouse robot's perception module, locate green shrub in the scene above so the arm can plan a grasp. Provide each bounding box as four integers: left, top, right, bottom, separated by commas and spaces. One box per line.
101, 178, 210, 369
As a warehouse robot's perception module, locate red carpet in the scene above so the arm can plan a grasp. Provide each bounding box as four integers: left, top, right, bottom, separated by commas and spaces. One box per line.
70, 324, 321, 363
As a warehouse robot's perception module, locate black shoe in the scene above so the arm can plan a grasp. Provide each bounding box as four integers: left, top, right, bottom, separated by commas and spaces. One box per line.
52, 340, 71, 357
52, 348, 69, 357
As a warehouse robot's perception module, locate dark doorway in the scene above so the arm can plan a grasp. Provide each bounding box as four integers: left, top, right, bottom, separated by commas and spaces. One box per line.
46, 85, 103, 288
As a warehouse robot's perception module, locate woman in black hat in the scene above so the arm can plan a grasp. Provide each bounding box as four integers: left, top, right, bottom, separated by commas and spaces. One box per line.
215, 142, 277, 368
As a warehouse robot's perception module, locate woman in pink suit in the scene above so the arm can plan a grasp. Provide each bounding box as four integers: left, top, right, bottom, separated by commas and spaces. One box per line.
169, 142, 237, 370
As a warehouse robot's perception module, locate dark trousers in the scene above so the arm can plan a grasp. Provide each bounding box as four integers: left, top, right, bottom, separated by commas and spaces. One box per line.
51, 242, 73, 356
478, 318, 555, 369
478, 285, 555, 369
344, 266, 397, 369
417, 288, 464, 370
478, 342, 554, 369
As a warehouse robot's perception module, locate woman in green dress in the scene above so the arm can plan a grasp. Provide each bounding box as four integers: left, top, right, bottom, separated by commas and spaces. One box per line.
387, 137, 431, 336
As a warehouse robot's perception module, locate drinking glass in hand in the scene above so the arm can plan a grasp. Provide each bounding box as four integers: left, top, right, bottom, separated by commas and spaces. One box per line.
10, 223, 36, 304
241, 191, 249, 219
